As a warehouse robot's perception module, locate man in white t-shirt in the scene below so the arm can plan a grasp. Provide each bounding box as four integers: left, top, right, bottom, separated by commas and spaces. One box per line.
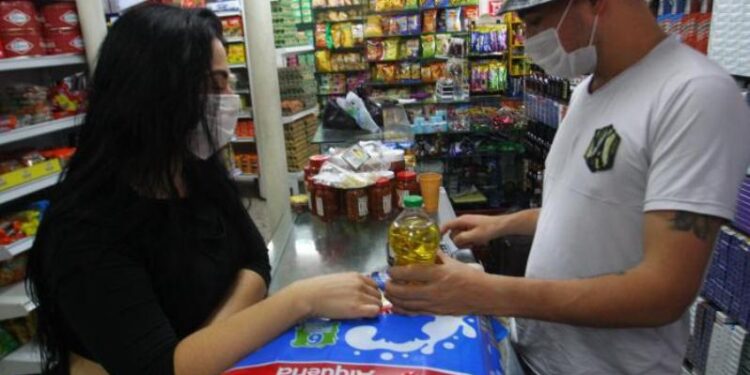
385, 0, 750, 373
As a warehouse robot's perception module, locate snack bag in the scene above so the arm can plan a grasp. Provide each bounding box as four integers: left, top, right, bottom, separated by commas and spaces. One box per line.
226, 314, 508, 375
331, 24, 343, 49
315, 24, 328, 48
435, 34, 451, 58
342, 23, 354, 47
410, 63, 422, 80
316, 50, 333, 72
420, 0, 436, 8
352, 23, 365, 45
421, 35, 436, 58
407, 14, 421, 35
405, 0, 419, 9
374, 0, 389, 11
382, 64, 397, 82
365, 15, 384, 37
384, 38, 400, 61
422, 10, 437, 33
400, 38, 420, 59
398, 63, 412, 81
445, 8, 462, 32
367, 40, 384, 61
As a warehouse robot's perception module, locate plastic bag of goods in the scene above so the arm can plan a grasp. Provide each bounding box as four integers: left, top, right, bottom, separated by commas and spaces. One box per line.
225, 312, 508, 375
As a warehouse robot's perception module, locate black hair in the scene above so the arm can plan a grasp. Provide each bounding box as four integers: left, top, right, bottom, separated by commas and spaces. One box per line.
25, 4, 249, 373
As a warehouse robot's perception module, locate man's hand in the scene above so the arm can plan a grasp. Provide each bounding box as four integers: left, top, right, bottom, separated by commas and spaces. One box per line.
385, 252, 489, 316
441, 215, 502, 248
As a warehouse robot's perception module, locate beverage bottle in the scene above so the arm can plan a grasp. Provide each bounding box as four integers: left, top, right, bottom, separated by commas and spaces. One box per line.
387, 195, 441, 266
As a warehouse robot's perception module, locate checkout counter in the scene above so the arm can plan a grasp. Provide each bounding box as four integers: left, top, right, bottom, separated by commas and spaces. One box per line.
260, 189, 525, 375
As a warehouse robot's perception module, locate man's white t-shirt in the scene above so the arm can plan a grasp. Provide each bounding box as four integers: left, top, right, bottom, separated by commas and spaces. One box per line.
514, 36, 750, 374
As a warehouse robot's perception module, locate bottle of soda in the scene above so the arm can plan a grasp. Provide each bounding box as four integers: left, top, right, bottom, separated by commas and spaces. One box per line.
387, 195, 441, 266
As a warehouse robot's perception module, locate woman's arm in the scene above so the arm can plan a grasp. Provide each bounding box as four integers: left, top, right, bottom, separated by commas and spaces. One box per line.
205, 270, 267, 325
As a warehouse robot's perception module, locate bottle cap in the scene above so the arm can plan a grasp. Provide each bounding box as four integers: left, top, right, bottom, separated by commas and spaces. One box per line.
403, 195, 423, 208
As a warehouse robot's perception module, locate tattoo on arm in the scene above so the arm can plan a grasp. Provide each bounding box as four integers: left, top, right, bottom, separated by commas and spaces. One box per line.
669, 211, 725, 242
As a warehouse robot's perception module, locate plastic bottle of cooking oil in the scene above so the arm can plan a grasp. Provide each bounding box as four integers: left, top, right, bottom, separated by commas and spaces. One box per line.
388, 195, 441, 266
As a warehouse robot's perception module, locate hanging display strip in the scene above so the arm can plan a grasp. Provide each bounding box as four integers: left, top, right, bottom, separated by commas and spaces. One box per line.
707, 0, 750, 78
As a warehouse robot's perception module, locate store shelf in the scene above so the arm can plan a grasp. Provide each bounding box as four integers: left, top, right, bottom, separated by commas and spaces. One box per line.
0, 115, 84, 146
216, 10, 241, 18
224, 36, 245, 44
276, 45, 315, 56
0, 173, 61, 206
0, 342, 41, 375
367, 9, 421, 16
312, 5, 364, 12
0, 237, 34, 262
229, 63, 247, 69
233, 173, 258, 183
468, 52, 507, 58
368, 80, 430, 88
317, 18, 364, 24
232, 137, 255, 143
235, 88, 250, 94
282, 107, 319, 125
0, 282, 35, 321
238, 111, 253, 119
0, 54, 85, 73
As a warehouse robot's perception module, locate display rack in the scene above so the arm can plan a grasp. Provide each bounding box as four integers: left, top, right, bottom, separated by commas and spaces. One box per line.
0, 54, 85, 73
0, 115, 84, 147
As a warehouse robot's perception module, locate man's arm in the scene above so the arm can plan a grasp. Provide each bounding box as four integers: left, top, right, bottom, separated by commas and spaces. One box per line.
441, 209, 540, 249
388, 210, 723, 327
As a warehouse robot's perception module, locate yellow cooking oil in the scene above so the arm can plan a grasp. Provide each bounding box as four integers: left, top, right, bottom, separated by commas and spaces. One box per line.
388, 195, 440, 266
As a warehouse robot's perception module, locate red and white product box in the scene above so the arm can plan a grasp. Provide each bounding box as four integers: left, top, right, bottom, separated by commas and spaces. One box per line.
0, 1, 40, 32
41, 2, 79, 30
1, 29, 44, 57
44, 28, 83, 55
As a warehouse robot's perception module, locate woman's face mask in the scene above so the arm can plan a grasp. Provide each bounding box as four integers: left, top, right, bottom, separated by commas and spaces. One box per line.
190, 94, 240, 160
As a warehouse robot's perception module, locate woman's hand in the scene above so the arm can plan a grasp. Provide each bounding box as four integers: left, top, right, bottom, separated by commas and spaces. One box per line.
289, 273, 382, 319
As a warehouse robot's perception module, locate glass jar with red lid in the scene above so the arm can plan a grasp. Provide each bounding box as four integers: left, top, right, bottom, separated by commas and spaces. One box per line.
314, 182, 337, 222
309, 155, 329, 175
369, 177, 393, 221
394, 171, 419, 210
345, 187, 369, 222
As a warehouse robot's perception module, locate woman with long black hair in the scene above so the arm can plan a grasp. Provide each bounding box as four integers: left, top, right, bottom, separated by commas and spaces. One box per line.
26, 4, 381, 375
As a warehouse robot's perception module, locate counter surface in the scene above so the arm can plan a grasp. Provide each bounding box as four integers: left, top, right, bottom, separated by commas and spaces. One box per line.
270, 189, 472, 292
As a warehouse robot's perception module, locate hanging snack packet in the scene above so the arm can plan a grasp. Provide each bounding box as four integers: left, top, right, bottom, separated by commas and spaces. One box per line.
374, 0, 389, 11
411, 63, 422, 80
396, 16, 408, 35
352, 23, 364, 45
383, 64, 397, 82
420, 0, 435, 9
446, 8, 462, 32
421, 34, 436, 58
401, 38, 420, 59
315, 50, 333, 72
399, 62, 411, 81
436, 9, 447, 32
422, 65, 433, 82
365, 15, 384, 37
331, 24, 343, 49
407, 14, 421, 35
463, 6, 478, 30
367, 40, 384, 61
431, 62, 445, 81
405, 0, 419, 9
342, 23, 354, 48
315, 24, 328, 49
383, 38, 400, 61
435, 33, 451, 58
391, 0, 406, 10
422, 10, 437, 33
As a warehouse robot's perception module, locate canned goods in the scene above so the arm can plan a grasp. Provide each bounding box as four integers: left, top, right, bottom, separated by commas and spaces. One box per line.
0, 1, 39, 32
1, 29, 44, 57
44, 28, 83, 55
41, 3, 78, 30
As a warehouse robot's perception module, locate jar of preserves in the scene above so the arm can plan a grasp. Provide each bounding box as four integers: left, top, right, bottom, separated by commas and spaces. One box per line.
383, 149, 406, 173
309, 155, 329, 175
315, 182, 337, 222
306, 177, 316, 216
394, 171, 419, 210
345, 187, 369, 222
369, 177, 393, 221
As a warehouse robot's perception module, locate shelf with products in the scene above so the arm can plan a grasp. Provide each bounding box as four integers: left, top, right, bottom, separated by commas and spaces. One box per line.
0, 342, 41, 375
0, 115, 84, 147
0, 54, 86, 73
0, 282, 35, 321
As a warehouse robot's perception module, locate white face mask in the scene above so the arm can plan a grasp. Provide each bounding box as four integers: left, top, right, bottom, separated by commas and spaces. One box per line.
524, 0, 599, 79
190, 94, 240, 160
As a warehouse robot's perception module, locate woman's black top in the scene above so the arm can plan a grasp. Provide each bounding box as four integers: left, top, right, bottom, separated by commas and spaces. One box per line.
37, 186, 271, 375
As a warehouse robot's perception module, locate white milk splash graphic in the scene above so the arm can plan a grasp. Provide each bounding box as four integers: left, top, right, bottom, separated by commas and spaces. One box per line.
344, 316, 477, 361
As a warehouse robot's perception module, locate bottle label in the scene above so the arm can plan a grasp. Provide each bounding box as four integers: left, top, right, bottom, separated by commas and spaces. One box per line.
383, 194, 392, 214
397, 189, 407, 208
316, 197, 324, 217
358, 196, 368, 217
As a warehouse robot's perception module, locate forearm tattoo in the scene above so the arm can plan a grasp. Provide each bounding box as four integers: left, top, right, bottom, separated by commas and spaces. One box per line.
669, 211, 724, 242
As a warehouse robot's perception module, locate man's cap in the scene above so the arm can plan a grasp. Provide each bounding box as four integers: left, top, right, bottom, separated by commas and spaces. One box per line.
499, 0, 557, 15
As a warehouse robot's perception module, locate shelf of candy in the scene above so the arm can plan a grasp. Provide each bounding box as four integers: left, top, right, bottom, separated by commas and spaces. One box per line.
0, 201, 47, 262
0, 147, 74, 196
0, 313, 36, 362
469, 61, 507, 94
366, 37, 420, 62
234, 151, 259, 176
315, 50, 368, 73
315, 21, 365, 50
220, 14, 244, 39
468, 23, 507, 56
317, 72, 369, 97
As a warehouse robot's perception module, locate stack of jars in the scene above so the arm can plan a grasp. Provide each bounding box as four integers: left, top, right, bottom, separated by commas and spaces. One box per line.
0, 1, 83, 59
305, 150, 422, 224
